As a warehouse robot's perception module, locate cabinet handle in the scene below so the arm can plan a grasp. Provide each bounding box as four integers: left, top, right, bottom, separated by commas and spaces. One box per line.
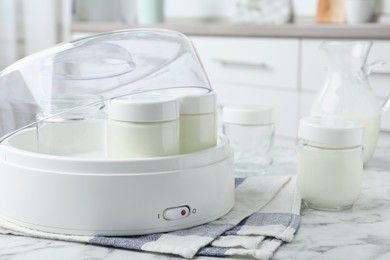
371, 67, 390, 75
213, 58, 271, 70
367, 60, 390, 75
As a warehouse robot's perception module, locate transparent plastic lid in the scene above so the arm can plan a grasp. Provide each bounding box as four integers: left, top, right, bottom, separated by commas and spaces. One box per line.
0, 29, 212, 141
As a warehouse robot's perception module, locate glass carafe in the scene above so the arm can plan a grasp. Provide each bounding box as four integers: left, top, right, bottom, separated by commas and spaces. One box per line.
310, 41, 380, 163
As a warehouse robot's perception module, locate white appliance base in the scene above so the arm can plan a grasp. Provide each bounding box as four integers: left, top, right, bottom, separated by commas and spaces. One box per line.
0, 130, 234, 236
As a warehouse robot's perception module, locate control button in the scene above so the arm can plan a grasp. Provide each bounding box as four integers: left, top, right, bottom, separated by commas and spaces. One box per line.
163, 206, 190, 220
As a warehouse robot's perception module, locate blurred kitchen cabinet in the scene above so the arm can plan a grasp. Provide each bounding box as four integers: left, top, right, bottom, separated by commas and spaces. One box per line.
369, 42, 390, 100
191, 37, 299, 90
191, 36, 300, 139
299, 91, 316, 119
299, 40, 326, 93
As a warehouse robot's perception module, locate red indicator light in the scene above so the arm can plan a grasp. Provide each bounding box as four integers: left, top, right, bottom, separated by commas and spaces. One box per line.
181, 209, 186, 216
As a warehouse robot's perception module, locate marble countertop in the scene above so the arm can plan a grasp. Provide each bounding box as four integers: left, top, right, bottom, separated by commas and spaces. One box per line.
72, 20, 390, 39
1, 133, 390, 260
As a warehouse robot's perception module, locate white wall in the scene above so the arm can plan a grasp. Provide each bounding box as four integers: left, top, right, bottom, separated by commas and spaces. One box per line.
292, 0, 317, 17
165, 0, 235, 18
22, 0, 57, 55
0, 0, 17, 68
380, 0, 390, 14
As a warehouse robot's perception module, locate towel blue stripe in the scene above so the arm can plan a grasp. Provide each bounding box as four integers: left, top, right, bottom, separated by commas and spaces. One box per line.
225, 213, 300, 235
90, 233, 162, 250
235, 177, 246, 188
197, 246, 229, 256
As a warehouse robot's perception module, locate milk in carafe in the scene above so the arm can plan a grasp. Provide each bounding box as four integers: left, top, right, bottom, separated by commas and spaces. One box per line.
310, 41, 382, 163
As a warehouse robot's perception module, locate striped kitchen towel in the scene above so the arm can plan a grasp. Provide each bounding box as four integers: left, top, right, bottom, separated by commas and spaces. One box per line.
0, 176, 301, 260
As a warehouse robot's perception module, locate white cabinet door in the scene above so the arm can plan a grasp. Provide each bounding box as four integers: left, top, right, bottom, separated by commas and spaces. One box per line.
300, 40, 326, 92
191, 36, 300, 139
368, 41, 390, 99
213, 83, 299, 139
191, 36, 300, 90
299, 92, 316, 119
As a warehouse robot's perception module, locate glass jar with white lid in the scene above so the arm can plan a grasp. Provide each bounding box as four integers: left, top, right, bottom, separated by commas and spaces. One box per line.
297, 116, 364, 211
107, 95, 179, 158
179, 92, 217, 154
222, 105, 275, 176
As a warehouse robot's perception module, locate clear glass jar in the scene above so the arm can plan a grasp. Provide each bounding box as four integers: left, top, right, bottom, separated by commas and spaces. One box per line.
297, 116, 364, 211
222, 105, 274, 176
37, 94, 106, 157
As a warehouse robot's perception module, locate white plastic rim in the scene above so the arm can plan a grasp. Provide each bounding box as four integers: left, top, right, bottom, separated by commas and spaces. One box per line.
299, 116, 364, 147
223, 105, 274, 125
107, 96, 179, 123
1, 128, 231, 174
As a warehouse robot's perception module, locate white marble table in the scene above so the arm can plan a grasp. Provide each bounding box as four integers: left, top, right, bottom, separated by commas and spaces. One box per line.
1, 133, 390, 260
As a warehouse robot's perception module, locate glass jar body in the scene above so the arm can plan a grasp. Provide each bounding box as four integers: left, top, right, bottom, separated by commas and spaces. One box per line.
223, 122, 274, 175
297, 140, 363, 211
37, 94, 106, 157
107, 119, 179, 158
180, 113, 217, 154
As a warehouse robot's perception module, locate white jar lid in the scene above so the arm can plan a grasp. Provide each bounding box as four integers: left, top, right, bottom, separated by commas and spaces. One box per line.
108, 96, 179, 122
179, 92, 216, 115
298, 116, 364, 147
222, 105, 274, 125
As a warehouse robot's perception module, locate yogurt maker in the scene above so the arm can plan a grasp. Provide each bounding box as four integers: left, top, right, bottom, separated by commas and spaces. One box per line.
0, 29, 235, 236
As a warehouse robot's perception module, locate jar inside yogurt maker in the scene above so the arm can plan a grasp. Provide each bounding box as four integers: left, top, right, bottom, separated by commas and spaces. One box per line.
179, 92, 217, 154
107, 95, 180, 158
